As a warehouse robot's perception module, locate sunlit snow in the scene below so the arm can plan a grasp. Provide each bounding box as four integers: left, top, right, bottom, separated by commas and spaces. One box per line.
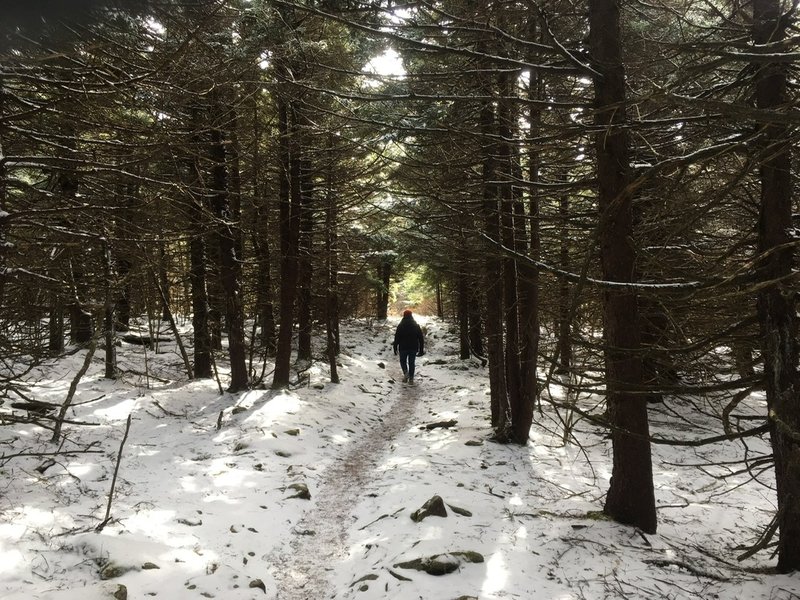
0, 317, 796, 599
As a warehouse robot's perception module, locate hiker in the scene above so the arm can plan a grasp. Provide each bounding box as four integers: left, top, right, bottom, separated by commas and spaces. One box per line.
393, 309, 425, 384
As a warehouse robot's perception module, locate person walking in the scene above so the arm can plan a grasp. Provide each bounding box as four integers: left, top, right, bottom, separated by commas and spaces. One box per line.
393, 309, 425, 384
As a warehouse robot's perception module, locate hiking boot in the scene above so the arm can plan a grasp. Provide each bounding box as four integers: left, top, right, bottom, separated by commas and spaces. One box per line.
402, 374, 408, 383
408, 377, 414, 385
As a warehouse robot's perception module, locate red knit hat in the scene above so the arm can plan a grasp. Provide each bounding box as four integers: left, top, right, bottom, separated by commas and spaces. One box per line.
402, 309, 412, 317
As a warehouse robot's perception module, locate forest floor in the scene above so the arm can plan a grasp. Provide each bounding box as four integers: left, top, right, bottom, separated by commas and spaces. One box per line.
1, 317, 799, 599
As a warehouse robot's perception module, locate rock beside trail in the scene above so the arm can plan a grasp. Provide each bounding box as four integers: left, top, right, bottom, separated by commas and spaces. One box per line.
99, 562, 134, 580
410, 495, 473, 521
249, 578, 266, 593
394, 551, 484, 576
111, 585, 127, 600
286, 482, 311, 500
411, 495, 448, 522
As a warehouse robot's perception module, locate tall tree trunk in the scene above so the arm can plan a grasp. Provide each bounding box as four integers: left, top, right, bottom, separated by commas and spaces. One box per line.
188, 107, 212, 378
375, 255, 392, 320
272, 96, 302, 389
556, 195, 572, 374
590, 0, 657, 534
251, 89, 276, 354
517, 19, 542, 441
479, 70, 508, 434
256, 227, 277, 354
458, 265, 470, 359
115, 255, 131, 333
753, 0, 799, 572
210, 121, 248, 392
101, 238, 116, 379
69, 265, 93, 345
158, 240, 171, 322
498, 70, 524, 444
48, 296, 65, 356
60, 131, 93, 346
114, 183, 134, 333
206, 245, 223, 351
297, 143, 315, 363
325, 155, 340, 382
468, 280, 484, 358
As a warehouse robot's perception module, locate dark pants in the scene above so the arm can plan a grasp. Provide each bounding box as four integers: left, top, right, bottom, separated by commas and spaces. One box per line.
399, 350, 416, 379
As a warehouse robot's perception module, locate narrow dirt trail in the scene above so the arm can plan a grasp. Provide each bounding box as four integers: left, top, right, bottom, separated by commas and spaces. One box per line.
271, 373, 426, 599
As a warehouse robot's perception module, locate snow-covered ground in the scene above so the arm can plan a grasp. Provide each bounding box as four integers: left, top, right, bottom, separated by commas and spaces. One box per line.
1, 317, 798, 599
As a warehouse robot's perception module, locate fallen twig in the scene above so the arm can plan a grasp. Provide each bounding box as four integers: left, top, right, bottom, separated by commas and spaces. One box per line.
153, 399, 181, 417
421, 419, 458, 430
51, 339, 97, 443
644, 558, 729, 582
96, 413, 133, 532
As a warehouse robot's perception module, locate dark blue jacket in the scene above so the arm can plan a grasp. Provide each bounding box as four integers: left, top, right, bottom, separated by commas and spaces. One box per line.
393, 316, 424, 353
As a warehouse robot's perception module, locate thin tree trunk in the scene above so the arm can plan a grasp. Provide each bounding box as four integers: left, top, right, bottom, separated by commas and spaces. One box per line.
102, 238, 116, 380
516, 18, 542, 441
590, 0, 657, 534
69, 262, 93, 346
753, 0, 799, 572
149, 262, 193, 379
114, 183, 133, 333
49, 294, 64, 356
253, 98, 276, 355
458, 266, 470, 359
158, 240, 171, 322
256, 232, 277, 354
272, 96, 302, 389
556, 195, 572, 374
498, 70, 523, 444
325, 157, 340, 383
376, 256, 392, 320
115, 255, 131, 333
468, 280, 483, 358
51, 338, 97, 443
209, 121, 248, 392
478, 68, 508, 434
297, 146, 315, 363
188, 107, 212, 378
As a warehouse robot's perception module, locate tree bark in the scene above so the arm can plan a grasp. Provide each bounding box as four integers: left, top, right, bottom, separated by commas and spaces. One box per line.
458, 266, 470, 359
753, 0, 799, 572
188, 107, 212, 379
325, 154, 340, 383
590, 0, 657, 534
517, 16, 542, 441
48, 296, 65, 356
498, 69, 524, 444
251, 90, 277, 354
468, 280, 483, 358
102, 238, 116, 379
158, 240, 171, 322
209, 121, 248, 392
556, 195, 572, 374
479, 69, 509, 434
297, 138, 315, 363
375, 254, 392, 320
272, 96, 302, 389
